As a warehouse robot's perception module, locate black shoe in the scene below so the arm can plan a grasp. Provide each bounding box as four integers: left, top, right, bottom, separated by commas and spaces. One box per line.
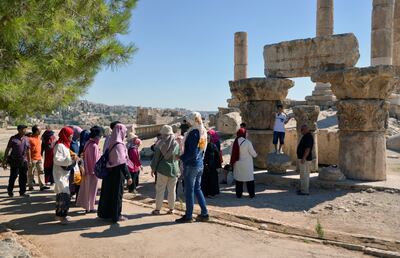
8, 192, 14, 197
195, 215, 210, 222
20, 193, 30, 197
175, 216, 193, 224
40, 186, 50, 191
296, 190, 309, 196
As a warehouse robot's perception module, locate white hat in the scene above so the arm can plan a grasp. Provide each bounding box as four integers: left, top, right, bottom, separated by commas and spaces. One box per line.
160, 125, 174, 135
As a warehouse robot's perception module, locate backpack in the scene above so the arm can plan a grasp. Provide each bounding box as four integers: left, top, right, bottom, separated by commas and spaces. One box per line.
94, 143, 121, 179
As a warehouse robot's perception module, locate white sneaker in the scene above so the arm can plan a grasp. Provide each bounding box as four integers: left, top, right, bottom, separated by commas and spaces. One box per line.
60, 216, 71, 225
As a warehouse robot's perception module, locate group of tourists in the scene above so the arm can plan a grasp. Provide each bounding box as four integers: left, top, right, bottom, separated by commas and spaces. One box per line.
2, 106, 314, 225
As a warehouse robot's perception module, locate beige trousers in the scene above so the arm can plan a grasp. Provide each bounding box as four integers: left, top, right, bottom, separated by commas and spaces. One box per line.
155, 173, 177, 210
28, 160, 45, 188
298, 160, 311, 194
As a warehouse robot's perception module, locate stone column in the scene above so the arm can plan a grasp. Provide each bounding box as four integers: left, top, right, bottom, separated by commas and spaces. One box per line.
228, 32, 248, 108
371, 0, 395, 66
390, 0, 400, 112
229, 77, 294, 169
234, 32, 248, 81
306, 0, 336, 109
316, 0, 334, 36
312, 66, 398, 181
293, 105, 320, 173
393, 0, 400, 66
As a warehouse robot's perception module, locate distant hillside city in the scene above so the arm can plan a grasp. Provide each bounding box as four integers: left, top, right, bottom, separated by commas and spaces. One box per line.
10, 100, 193, 127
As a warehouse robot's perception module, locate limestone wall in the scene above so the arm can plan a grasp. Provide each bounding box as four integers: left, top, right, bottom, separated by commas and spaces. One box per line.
135, 124, 165, 139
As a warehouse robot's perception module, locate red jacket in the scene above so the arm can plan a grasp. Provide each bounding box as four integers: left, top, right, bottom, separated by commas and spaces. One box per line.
128, 146, 141, 173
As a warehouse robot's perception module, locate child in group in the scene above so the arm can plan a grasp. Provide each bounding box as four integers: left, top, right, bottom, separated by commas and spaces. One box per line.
272, 104, 291, 154
127, 133, 142, 194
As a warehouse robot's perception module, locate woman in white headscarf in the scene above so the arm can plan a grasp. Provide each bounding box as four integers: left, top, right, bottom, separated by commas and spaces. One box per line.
176, 112, 209, 223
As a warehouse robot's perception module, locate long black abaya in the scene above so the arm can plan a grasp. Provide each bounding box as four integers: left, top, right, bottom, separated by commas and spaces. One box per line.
201, 143, 221, 197
98, 164, 131, 223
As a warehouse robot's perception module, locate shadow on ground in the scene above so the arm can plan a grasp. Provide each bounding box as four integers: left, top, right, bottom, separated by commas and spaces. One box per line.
130, 179, 349, 213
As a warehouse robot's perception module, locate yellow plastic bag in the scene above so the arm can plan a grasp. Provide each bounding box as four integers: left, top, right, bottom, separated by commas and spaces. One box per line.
74, 170, 82, 185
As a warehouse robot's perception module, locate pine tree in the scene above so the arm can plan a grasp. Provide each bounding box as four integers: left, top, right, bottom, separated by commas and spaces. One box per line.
0, 0, 137, 118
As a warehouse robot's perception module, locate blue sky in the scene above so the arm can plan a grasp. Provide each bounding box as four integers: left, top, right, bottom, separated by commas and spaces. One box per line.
84, 0, 372, 111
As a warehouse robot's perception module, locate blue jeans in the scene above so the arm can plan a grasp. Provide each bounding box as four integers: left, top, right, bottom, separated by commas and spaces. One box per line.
184, 165, 208, 219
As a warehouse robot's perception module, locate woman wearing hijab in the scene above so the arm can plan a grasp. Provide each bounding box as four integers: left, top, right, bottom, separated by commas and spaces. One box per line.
76, 126, 102, 213
78, 130, 90, 157
127, 133, 142, 194
150, 125, 180, 215
67, 125, 82, 198
102, 121, 121, 153
41, 125, 56, 185
230, 128, 258, 198
68, 125, 82, 154
102, 127, 112, 154
201, 131, 222, 198
176, 112, 209, 223
53, 126, 79, 224
97, 123, 132, 223
208, 129, 223, 164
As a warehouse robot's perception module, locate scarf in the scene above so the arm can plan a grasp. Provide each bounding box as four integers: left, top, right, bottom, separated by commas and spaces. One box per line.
78, 130, 91, 156
56, 127, 74, 149
230, 128, 247, 166
185, 112, 207, 152
107, 123, 129, 168
156, 134, 178, 160
42, 129, 54, 142
69, 125, 83, 141
208, 129, 220, 145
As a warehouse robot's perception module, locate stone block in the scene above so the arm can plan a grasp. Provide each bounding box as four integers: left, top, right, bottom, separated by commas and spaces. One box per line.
305, 95, 336, 102
229, 77, 294, 102
318, 129, 339, 165
389, 102, 400, 119
318, 166, 346, 181
387, 133, 400, 151
336, 100, 389, 132
389, 93, 400, 105
266, 153, 292, 174
264, 33, 359, 78
311, 65, 400, 99
339, 131, 386, 181
239, 101, 277, 130
216, 112, 242, 135
293, 105, 320, 131
247, 130, 274, 169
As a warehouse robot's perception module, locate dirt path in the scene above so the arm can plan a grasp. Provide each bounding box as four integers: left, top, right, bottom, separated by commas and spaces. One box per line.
0, 176, 371, 258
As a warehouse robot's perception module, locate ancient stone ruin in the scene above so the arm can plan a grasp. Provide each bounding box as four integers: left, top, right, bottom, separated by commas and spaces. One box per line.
312, 66, 398, 180
229, 78, 293, 168
306, 0, 336, 109
136, 107, 185, 125
226, 0, 400, 181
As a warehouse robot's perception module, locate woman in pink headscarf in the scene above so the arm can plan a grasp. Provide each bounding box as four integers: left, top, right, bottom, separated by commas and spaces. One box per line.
97, 123, 133, 223
76, 126, 103, 213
